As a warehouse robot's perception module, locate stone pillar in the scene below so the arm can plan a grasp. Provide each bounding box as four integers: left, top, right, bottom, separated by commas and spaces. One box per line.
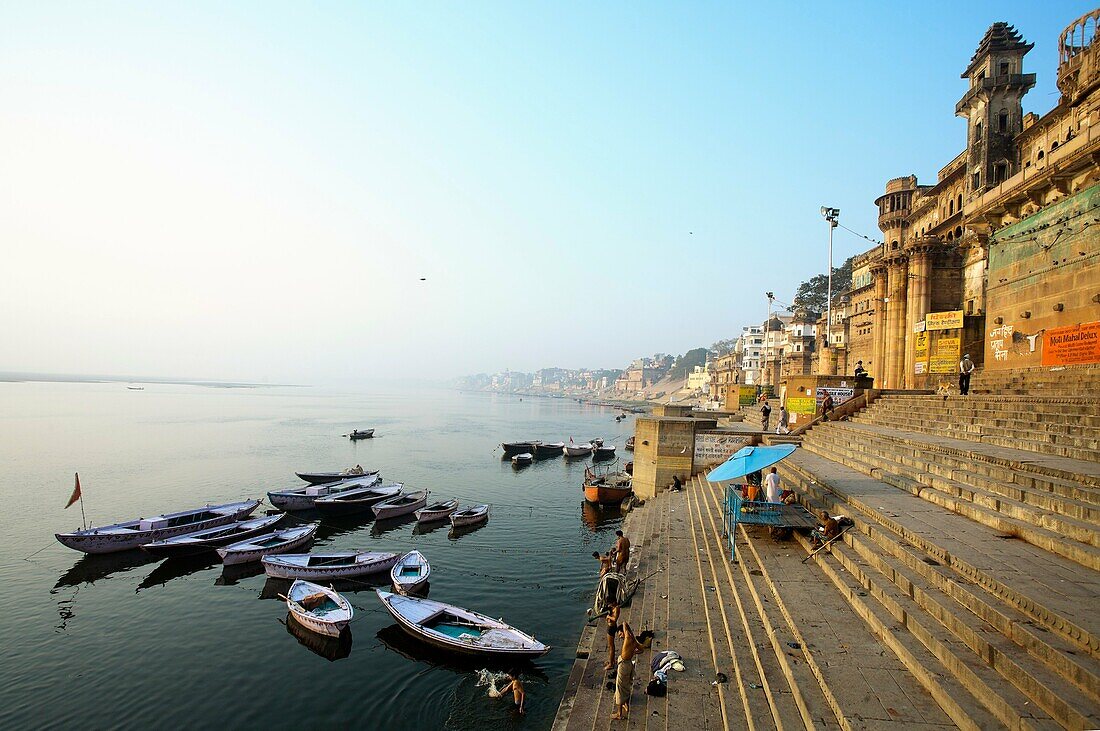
885, 258, 908, 388
632, 417, 696, 499
906, 248, 934, 388
871, 264, 887, 385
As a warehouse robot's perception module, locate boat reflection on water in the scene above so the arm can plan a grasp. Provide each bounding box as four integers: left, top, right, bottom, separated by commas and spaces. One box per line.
285, 613, 352, 661
54, 550, 160, 589
375, 624, 548, 677
315, 514, 375, 542
215, 561, 265, 586
412, 520, 448, 536
137, 553, 220, 592
371, 514, 416, 537
581, 500, 623, 531
447, 521, 487, 541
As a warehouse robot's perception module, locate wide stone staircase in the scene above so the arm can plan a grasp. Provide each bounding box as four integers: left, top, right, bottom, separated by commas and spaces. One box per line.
972, 364, 1100, 397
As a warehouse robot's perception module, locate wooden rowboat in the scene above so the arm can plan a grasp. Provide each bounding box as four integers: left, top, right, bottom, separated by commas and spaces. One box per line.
263, 550, 399, 580
269, 474, 382, 511
501, 441, 541, 457
390, 550, 430, 595
296, 469, 378, 485
217, 523, 318, 565
562, 443, 593, 457
450, 504, 490, 528
287, 580, 353, 637
371, 490, 429, 520
415, 499, 459, 523
583, 465, 633, 505
313, 482, 403, 516
56, 500, 261, 555
142, 514, 284, 558
376, 589, 549, 657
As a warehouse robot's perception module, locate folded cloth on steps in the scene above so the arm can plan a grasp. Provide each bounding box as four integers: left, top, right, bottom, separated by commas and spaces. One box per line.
651, 650, 685, 675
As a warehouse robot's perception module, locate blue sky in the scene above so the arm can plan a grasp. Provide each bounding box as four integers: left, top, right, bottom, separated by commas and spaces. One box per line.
1, 2, 1090, 382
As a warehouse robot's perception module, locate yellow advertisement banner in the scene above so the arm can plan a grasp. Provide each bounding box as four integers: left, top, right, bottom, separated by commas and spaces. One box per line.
929, 336, 961, 373
737, 385, 757, 407
926, 310, 963, 331
914, 331, 929, 374
1042, 321, 1100, 366
786, 397, 817, 414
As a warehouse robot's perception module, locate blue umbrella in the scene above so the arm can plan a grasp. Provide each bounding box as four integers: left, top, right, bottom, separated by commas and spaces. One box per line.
706, 444, 798, 482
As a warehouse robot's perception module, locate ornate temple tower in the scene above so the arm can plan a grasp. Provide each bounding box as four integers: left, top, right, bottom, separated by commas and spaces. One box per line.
874, 176, 918, 389
956, 23, 1036, 197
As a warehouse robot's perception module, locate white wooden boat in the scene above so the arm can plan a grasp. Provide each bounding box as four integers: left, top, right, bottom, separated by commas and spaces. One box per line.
263, 550, 400, 580
376, 589, 549, 657
414, 499, 459, 523
313, 482, 403, 516
450, 504, 490, 528
55, 500, 261, 554
371, 490, 429, 520
268, 474, 382, 511
142, 514, 284, 558
511, 453, 533, 466
563, 443, 593, 457
390, 550, 430, 595
217, 523, 318, 565
287, 580, 353, 637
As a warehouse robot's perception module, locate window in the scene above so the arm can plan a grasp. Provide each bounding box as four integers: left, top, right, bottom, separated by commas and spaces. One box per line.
975, 120, 983, 139
958, 193, 963, 210
973, 172, 981, 189
994, 163, 1007, 183
999, 61, 1009, 75
949, 200, 954, 215
1037, 150, 1045, 160
999, 112, 1008, 132
967, 299, 974, 315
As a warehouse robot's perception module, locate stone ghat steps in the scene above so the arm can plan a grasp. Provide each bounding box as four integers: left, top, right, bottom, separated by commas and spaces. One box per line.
853, 396, 1100, 462
777, 449, 1100, 729
972, 365, 1100, 396
800, 426, 1100, 570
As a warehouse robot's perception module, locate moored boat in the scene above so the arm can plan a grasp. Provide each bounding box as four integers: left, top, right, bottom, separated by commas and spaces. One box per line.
563, 442, 593, 457
313, 482, 403, 516
511, 453, 533, 466
141, 514, 284, 558
533, 442, 565, 458
593, 444, 617, 460
349, 429, 375, 440
268, 474, 382, 511
295, 468, 378, 485
583, 465, 633, 505
450, 504, 490, 528
372, 490, 429, 520
625, 436, 635, 452
501, 441, 541, 457
263, 550, 399, 580
55, 500, 261, 554
217, 523, 318, 565
390, 550, 430, 595
376, 589, 549, 658
415, 499, 459, 523
287, 580, 353, 637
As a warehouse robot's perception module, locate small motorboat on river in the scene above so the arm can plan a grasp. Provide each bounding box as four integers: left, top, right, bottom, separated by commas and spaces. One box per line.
217, 523, 318, 565
263, 550, 399, 580
269, 474, 382, 511
349, 429, 375, 440
142, 514, 285, 558
376, 590, 549, 658
372, 490, 429, 520
56, 500, 261, 554
390, 550, 430, 595
287, 580, 353, 637
296, 468, 379, 485
313, 482, 403, 516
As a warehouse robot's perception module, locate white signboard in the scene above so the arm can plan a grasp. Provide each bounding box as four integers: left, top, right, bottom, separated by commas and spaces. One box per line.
693, 432, 751, 467
815, 387, 855, 406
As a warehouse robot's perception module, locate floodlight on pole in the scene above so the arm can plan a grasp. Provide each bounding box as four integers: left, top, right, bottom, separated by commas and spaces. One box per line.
820, 207, 840, 347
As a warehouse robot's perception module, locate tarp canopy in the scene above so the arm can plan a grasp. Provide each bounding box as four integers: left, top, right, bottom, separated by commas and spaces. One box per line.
706, 444, 798, 482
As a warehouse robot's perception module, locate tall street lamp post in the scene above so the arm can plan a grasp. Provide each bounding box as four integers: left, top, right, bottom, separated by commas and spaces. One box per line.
820, 207, 840, 347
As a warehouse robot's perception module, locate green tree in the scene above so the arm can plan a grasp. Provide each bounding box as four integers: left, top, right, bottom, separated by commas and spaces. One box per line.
792, 256, 854, 313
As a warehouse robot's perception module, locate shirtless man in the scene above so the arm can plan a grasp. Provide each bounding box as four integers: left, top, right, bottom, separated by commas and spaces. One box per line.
614, 530, 630, 572
497, 673, 525, 715
817, 510, 840, 545
611, 622, 644, 720
604, 600, 620, 670
592, 550, 613, 577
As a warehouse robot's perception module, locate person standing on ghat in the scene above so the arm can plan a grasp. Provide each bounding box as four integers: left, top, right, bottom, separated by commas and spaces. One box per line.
959, 353, 975, 395
613, 530, 630, 572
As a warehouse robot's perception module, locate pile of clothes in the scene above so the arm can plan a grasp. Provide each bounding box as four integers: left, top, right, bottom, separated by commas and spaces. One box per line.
645, 650, 685, 697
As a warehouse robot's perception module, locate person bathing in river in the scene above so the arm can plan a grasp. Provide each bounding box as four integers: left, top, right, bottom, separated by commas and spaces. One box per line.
496, 672, 526, 715
614, 530, 630, 572
593, 550, 613, 577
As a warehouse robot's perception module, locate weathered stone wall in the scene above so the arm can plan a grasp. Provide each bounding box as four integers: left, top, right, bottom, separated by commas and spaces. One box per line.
984, 183, 1100, 369
632, 417, 696, 499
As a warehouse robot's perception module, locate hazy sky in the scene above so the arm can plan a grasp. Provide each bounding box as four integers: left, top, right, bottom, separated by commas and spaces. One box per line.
1, 2, 1088, 383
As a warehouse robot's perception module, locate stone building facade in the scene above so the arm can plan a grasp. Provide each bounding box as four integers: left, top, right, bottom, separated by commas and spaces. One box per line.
835, 13, 1100, 388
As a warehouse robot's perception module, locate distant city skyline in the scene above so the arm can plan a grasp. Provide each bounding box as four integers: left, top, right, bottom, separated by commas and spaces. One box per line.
2, 2, 1089, 384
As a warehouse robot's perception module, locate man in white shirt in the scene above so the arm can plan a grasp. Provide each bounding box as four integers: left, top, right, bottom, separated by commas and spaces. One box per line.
959, 353, 975, 396
765, 467, 782, 503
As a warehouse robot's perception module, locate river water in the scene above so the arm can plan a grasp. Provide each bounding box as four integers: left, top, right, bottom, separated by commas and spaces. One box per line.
0, 381, 634, 729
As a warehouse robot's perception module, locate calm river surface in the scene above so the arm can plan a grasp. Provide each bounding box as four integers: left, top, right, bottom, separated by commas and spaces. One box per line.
0, 381, 635, 730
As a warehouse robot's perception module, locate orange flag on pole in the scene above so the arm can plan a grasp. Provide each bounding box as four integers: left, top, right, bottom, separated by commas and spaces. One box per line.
65, 473, 82, 509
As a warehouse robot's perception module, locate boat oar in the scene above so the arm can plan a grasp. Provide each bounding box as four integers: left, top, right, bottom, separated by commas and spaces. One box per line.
801, 526, 851, 564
